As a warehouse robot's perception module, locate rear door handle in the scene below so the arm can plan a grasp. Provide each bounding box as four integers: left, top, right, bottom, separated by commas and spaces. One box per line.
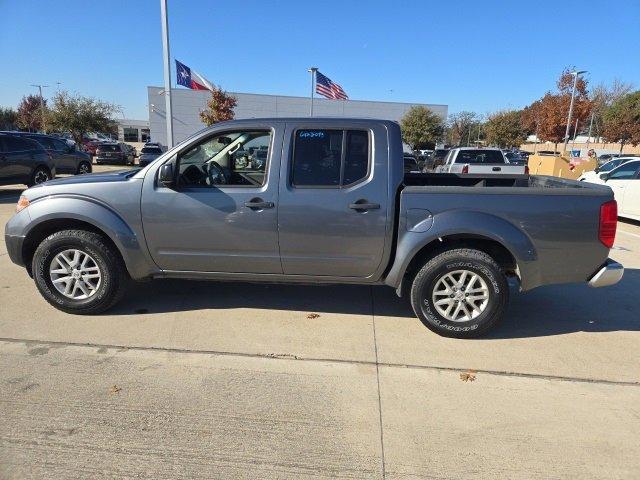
349, 201, 380, 211
492, 167, 502, 171
244, 199, 274, 209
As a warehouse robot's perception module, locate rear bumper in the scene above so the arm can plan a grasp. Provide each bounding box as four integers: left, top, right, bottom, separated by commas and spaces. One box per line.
588, 259, 624, 288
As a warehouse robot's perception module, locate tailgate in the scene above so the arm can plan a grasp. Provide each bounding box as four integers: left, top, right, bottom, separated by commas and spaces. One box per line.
466, 164, 525, 174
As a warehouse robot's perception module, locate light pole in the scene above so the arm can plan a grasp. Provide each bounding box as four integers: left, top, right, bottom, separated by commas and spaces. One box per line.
308, 67, 318, 117
160, 0, 174, 148
30, 84, 49, 133
563, 70, 587, 154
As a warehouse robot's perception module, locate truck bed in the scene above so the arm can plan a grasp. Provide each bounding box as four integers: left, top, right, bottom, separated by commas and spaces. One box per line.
396, 173, 613, 291
404, 173, 609, 194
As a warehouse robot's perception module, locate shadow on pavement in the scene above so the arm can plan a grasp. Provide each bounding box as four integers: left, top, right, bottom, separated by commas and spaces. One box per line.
487, 268, 640, 339
0, 188, 23, 204
619, 217, 640, 228
107, 269, 640, 338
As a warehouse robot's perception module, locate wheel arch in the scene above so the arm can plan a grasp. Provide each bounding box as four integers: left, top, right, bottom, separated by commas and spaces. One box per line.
385, 210, 538, 295
21, 196, 154, 280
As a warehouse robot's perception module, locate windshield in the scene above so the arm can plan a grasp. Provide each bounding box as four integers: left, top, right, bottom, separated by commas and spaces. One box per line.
455, 150, 505, 164
600, 159, 625, 172
141, 147, 162, 154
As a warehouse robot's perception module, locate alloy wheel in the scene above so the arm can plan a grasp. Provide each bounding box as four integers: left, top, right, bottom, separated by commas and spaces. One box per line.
49, 249, 102, 300
431, 269, 489, 322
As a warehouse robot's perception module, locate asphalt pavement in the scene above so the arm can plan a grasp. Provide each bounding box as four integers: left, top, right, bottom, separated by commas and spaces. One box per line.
1, 168, 639, 479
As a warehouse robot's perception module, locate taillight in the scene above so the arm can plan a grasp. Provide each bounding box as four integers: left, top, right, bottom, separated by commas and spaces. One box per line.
599, 200, 617, 248
525, 165, 530, 175
461, 164, 469, 174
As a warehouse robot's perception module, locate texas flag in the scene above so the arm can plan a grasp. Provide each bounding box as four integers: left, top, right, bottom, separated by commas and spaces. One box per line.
175, 60, 214, 91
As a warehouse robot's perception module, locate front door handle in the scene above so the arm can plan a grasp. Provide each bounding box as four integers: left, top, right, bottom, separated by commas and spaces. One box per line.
492, 166, 502, 171
349, 200, 380, 211
244, 199, 274, 209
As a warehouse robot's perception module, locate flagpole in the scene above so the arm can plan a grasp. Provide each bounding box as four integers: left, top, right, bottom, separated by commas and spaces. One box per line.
308, 67, 317, 117
160, 0, 174, 148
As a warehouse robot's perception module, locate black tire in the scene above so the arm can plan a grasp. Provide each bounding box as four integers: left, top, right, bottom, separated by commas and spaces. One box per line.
32, 230, 129, 314
77, 161, 92, 175
28, 166, 51, 186
410, 248, 508, 338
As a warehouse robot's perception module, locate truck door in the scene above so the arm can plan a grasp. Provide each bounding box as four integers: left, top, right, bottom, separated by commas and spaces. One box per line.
140, 126, 283, 273
277, 123, 389, 278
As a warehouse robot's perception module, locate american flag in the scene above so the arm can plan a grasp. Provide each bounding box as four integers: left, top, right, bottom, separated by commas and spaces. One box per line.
315, 71, 349, 100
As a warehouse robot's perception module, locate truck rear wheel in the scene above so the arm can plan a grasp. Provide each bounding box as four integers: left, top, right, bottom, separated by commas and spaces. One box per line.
32, 229, 129, 314
410, 248, 508, 338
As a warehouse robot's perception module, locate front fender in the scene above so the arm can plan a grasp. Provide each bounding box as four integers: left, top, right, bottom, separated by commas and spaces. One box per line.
20, 195, 153, 280
384, 210, 539, 290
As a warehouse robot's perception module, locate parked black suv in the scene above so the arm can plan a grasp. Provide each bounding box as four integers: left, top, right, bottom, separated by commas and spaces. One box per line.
3, 132, 92, 175
95, 142, 136, 165
0, 133, 56, 186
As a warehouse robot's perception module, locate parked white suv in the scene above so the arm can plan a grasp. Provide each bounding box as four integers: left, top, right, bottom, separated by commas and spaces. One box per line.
600, 159, 640, 221
578, 157, 636, 184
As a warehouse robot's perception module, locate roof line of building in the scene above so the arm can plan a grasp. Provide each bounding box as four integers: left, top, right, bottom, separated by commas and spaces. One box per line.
147, 86, 448, 108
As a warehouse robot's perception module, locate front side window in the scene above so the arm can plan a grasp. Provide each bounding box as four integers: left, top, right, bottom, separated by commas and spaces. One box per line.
52, 139, 68, 151
292, 129, 369, 187
177, 130, 271, 187
609, 162, 640, 180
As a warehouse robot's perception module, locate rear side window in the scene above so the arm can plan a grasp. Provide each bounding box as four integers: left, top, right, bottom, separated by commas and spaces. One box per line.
292, 129, 369, 187
2, 136, 34, 152
455, 150, 505, 164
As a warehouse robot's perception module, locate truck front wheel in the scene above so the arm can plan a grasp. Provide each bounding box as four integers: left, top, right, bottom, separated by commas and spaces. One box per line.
410, 248, 508, 338
32, 229, 129, 314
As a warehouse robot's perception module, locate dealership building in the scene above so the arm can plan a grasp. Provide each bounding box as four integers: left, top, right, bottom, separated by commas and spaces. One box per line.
147, 86, 448, 145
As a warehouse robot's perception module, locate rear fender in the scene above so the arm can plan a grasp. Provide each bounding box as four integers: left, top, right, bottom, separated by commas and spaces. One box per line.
385, 210, 538, 290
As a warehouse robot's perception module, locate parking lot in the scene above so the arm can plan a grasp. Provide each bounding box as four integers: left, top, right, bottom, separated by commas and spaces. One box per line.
1, 166, 639, 479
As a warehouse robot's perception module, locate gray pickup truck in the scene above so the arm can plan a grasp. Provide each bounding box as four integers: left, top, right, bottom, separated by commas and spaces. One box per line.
4, 118, 624, 338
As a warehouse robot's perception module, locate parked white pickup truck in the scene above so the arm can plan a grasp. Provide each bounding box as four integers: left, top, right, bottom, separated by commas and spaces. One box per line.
436, 147, 528, 175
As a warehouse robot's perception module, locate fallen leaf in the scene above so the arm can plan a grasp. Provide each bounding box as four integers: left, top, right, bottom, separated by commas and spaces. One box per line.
307, 313, 320, 319
109, 385, 122, 394
459, 370, 477, 382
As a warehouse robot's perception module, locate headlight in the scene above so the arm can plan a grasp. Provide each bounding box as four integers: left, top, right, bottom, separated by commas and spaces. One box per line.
16, 196, 30, 213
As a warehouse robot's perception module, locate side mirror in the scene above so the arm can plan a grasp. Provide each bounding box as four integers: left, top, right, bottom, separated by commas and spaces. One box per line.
599, 173, 609, 181
158, 164, 174, 187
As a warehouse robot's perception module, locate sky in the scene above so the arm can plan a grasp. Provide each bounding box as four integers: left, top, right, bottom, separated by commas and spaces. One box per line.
1, 0, 639, 120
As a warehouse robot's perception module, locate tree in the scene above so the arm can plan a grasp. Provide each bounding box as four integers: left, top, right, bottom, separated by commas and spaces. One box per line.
400, 106, 444, 150
47, 91, 119, 145
0, 107, 18, 130
484, 110, 526, 148
602, 91, 640, 152
590, 79, 634, 140
521, 69, 592, 150
17, 95, 46, 132
200, 87, 237, 126
447, 111, 479, 146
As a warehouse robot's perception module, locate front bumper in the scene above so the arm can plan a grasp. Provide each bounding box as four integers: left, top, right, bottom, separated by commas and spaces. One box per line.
588, 259, 624, 288
4, 233, 25, 267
